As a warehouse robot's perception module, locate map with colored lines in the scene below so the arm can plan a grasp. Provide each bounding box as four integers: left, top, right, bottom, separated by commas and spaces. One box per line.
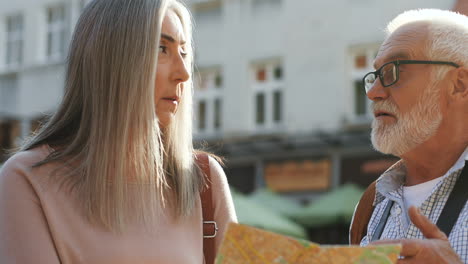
216, 223, 401, 264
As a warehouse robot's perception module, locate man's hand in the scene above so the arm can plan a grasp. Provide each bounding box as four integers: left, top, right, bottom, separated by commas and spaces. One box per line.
371, 206, 462, 264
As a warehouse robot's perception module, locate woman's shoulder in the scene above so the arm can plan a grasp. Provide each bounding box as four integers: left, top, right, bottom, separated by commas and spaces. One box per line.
195, 151, 223, 174
0, 145, 51, 187
207, 155, 224, 177
1, 145, 50, 171
195, 151, 224, 168
204, 155, 230, 195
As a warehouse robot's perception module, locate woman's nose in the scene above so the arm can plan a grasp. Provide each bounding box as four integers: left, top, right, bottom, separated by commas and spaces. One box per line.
172, 54, 190, 83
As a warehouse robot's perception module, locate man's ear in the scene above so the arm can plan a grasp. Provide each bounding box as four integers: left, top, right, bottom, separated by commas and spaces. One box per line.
452, 67, 468, 98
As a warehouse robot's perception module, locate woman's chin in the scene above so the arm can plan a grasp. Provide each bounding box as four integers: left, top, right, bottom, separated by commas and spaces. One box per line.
157, 112, 176, 129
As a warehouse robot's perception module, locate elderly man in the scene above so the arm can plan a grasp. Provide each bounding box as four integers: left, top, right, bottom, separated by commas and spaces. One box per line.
351, 9, 468, 263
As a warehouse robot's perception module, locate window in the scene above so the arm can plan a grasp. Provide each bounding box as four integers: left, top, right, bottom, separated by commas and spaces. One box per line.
5, 14, 23, 67
194, 67, 223, 135
354, 80, 367, 115
46, 4, 67, 60
350, 47, 379, 119
198, 100, 206, 130
256, 93, 265, 124
0, 74, 18, 114
252, 61, 284, 130
214, 98, 221, 129
273, 91, 282, 122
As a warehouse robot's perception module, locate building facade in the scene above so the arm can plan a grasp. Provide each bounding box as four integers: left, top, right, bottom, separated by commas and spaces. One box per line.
187, 0, 462, 200
0, 0, 89, 161
0, 0, 464, 201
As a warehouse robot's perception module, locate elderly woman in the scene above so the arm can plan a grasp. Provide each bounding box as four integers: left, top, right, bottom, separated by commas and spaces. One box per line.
0, 0, 237, 263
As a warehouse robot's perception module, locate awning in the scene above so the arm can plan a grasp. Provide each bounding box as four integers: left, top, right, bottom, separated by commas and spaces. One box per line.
249, 188, 302, 218
290, 184, 364, 228
231, 189, 307, 239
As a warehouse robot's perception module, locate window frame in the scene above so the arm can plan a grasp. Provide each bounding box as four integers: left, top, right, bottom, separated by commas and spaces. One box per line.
45, 4, 67, 61
251, 60, 284, 133
194, 67, 223, 137
4, 14, 24, 68
349, 46, 379, 122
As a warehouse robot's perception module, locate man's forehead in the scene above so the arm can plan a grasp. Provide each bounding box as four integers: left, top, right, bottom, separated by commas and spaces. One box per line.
373, 23, 429, 69
373, 47, 414, 69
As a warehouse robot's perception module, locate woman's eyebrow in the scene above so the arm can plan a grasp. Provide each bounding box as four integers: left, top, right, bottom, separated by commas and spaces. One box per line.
161, 33, 186, 45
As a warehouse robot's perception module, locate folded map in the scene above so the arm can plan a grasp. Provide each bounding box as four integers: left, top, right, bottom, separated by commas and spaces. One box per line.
216, 223, 401, 264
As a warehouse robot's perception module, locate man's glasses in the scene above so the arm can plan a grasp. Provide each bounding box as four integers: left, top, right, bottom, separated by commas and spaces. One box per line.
363, 60, 460, 93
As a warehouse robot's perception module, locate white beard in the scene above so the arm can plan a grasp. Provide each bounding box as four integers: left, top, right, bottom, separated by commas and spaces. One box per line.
371, 88, 442, 157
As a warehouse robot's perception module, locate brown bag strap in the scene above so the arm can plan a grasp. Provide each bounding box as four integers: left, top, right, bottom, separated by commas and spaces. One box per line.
350, 181, 377, 245
197, 153, 217, 264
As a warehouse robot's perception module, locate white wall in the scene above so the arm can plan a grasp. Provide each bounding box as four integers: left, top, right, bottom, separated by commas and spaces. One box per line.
0, 0, 77, 120
191, 0, 454, 138
17, 64, 64, 117
0, 0, 456, 137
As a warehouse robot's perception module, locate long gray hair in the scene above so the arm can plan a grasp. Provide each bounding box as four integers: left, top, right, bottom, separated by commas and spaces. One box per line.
22, 0, 203, 231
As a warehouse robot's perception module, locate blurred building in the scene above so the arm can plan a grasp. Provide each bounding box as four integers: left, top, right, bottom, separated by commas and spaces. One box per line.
0, 0, 89, 161
187, 0, 464, 201
0, 0, 465, 200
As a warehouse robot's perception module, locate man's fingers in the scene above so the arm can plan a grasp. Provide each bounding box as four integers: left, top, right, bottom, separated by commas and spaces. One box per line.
399, 239, 422, 257
408, 206, 448, 240
397, 258, 414, 264
370, 239, 402, 246
371, 239, 420, 257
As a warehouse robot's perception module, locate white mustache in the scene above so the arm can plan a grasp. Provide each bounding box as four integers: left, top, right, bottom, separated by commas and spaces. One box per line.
372, 100, 399, 117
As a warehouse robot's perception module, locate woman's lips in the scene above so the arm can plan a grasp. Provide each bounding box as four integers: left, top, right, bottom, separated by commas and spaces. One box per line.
162, 97, 179, 105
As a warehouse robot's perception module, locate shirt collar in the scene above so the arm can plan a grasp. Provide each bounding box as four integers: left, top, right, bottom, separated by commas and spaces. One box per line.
374, 160, 406, 205
446, 147, 468, 176
374, 146, 468, 205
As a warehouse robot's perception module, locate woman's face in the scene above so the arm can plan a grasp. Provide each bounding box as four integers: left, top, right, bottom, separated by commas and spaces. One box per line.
154, 10, 190, 128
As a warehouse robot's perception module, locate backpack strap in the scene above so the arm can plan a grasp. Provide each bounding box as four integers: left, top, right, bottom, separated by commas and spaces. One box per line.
350, 181, 377, 245
350, 165, 467, 245
436, 165, 468, 236
197, 153, 217, 264
371, 200, 393, 242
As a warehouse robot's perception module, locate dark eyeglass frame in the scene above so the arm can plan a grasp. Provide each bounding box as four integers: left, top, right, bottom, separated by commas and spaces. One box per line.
363, 60, 460, 93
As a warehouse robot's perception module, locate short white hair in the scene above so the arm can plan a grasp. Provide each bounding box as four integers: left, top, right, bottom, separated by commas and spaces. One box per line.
386, 9, 468, 80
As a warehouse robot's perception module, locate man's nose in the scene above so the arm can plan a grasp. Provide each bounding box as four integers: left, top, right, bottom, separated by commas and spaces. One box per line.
366, 79, 389, 102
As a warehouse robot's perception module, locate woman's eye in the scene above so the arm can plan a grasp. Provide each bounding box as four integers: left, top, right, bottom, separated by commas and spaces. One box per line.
180, 50, 188, 58
159, 46, 167, 53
